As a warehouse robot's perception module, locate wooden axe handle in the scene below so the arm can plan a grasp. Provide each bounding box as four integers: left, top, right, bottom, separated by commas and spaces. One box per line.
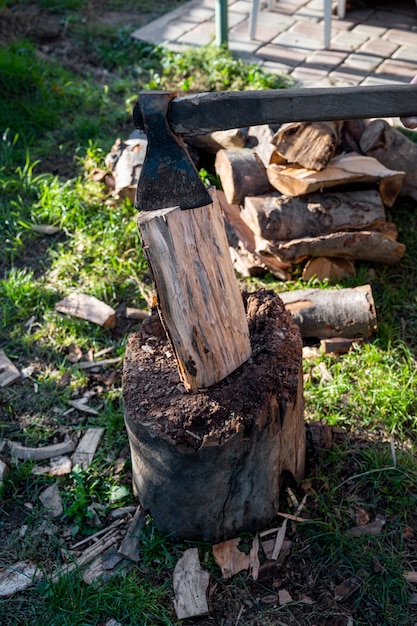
153, 84, 417, 136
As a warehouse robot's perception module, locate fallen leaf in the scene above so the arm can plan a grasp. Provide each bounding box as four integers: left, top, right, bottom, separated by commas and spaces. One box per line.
212, 538, 250, 579
278, 589, 293, 605
355, 507, 370, 526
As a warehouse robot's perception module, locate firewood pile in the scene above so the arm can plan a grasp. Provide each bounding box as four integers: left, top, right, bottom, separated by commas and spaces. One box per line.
103, 117, 417, 344
105, 118, 416, 284
199, 118, 415, 283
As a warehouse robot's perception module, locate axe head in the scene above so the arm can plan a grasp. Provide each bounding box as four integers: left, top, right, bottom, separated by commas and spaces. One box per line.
134, 91, 212, 211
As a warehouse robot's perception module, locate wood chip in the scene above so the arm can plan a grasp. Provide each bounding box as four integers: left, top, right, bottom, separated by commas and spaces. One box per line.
249, 534, 260, 581
0, 458, 10, 486
335, 576, 361, 601
118, 506, 146, 563
30, 224, 60, 235
82, 550, 125, 585
39, 483, 63, 518
72, 428, 104, 469
67, 400, 99, 415
78, 357, 121, 370
55, 293, 116, 328
0, 350, 21, 387
53, 529, 120, 582
173, 548, 210, 620
212, 538, 250, 579
0, 560, 40, 597
32, 455, 72, 476
125, 307, 150, 320
404, 571, 417, 583
9, 440, 76, 461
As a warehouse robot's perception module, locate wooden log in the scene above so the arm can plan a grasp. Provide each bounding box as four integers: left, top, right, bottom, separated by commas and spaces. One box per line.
279, 284, 377, 338
268, 231, 406, 265
217, 190, 291, 280
214, 148, 273, 205
266, 153, 405, 207
105, 134, 148, 203
55, 293, 116, 328
186, 128, 246, 153
123, 289, 305, 542
242, 189, 386, 241
301, 257, 355, 282
137, 188, 252, 391
359, 119, 417, 201
247, 124, 283, 167
271, 121, 340, 170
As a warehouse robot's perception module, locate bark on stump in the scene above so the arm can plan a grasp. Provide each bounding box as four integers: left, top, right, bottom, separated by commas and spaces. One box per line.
123, 289, 305, 543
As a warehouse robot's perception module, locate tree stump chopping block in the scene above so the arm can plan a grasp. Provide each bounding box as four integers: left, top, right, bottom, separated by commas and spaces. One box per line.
123, 289, 305, 543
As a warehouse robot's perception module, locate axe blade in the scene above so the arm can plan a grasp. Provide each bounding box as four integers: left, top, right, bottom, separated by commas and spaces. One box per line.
134, 92, 211, 211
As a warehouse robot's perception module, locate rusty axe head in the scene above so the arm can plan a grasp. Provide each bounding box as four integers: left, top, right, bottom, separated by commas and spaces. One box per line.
133, 91, 212, 211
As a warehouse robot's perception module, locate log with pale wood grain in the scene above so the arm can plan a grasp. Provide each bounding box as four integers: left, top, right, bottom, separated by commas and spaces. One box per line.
186, 128, 246, 153
271, 121, 341, 171
137, 188, 252, 391
214, 147, 273, 205
266, 230, 405, 265
242, 189, 386, 241
359, 119, 417, 201
279, 284, 377, 338
266, 153, 405, 206
217, 190, 291, 280
105, 134, 147, 202
247, 124, 283, 167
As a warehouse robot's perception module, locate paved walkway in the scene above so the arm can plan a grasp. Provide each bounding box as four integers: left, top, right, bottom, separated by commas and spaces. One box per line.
132, 0, 417, 87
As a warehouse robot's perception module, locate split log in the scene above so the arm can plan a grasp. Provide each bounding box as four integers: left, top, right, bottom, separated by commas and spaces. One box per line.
173, 548, 210, 620
186, 128, 246, 153
118, 506, 146, 562
247, 124, 283, 167
266, 153, 405, 207
279, 284, 377, 339
242, 189, 386, 241
55, 293, 116, 329
105, 134, 147, 203
0, 350, 20, 387
137, 188, 252, 391
301, 257, 355, 282
271, 121, 340, 170
214, 148, 273, 205
267, 230, 405, 265
9, 439, 76, 461
123, 289, 305, 542
360, 119, 417, 201
217, 190, 291, 280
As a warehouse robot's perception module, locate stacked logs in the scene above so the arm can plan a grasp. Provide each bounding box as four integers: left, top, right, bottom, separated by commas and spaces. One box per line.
188, 119, 416, 283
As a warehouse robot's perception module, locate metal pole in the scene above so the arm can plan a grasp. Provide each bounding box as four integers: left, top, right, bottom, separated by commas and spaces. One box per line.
215, 0, 228, 46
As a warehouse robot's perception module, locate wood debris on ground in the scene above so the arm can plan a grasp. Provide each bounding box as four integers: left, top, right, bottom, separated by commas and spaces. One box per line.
39, 482, 63, 518
0, 349, 21, 387
72, 427, 104, 469
55, 293, 116, 328
118, 505, 145, 562
0, 560, 40, 598
8, 439, 76, 461
173, 547, 210, 620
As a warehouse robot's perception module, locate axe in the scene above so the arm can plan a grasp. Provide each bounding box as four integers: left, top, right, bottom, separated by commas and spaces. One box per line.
133, 84, 417, 212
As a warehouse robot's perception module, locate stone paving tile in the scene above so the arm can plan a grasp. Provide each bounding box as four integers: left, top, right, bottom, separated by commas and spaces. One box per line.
354, 24, 387, 38
365, 9, 416, 29
176, 20, 216, 45
343, 52, 384, 73
290, 65, 330, 85
331, 28, 371, 51
328, 65, 368, 86
228, 0, 252, 14
392, 45, 417, 63
383, 29, 417, 48
304, 48, 348, 69
261, 59, 295, 75
376, 58, 417, 82
255, 43, 307, 66
357, 38, 398, 58
271, 29, 322, 52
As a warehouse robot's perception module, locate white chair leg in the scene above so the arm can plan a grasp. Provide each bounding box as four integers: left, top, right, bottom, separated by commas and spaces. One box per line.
323, 0, 332, 48
338, 0, 346, 19
249, 0, 261, 40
